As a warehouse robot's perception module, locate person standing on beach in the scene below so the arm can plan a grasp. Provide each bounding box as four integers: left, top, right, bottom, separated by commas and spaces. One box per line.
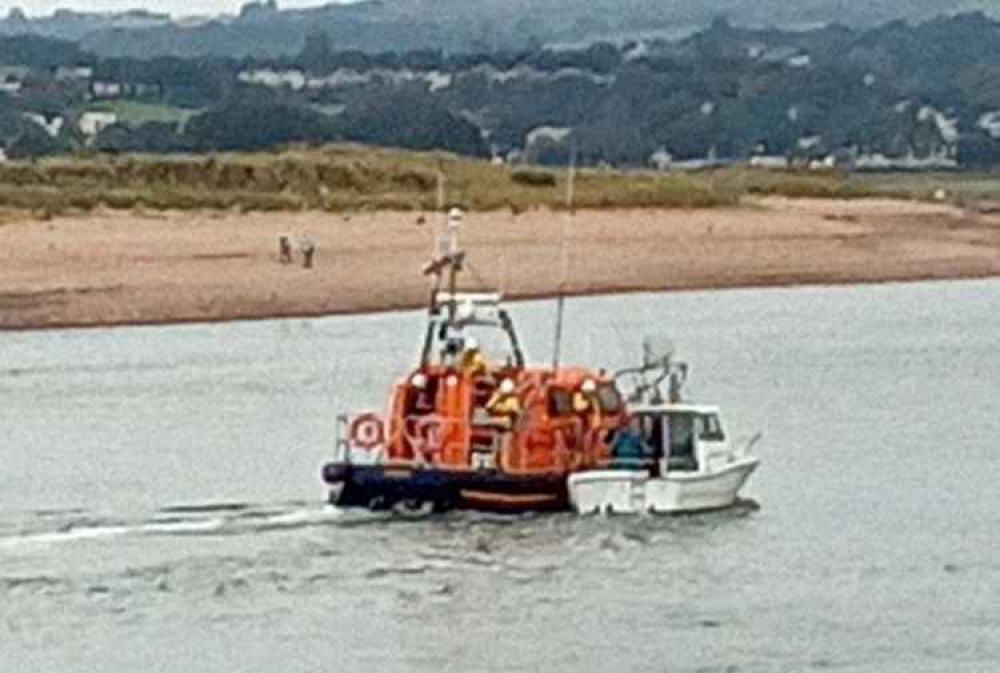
299, 235, 315, 268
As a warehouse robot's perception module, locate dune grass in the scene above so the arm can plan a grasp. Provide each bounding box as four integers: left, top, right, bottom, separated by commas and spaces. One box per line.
1, 143, 972, 217
843, 170, 1000, 206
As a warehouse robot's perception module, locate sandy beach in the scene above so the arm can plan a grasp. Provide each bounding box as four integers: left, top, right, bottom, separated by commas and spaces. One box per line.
2, 196, 999, 330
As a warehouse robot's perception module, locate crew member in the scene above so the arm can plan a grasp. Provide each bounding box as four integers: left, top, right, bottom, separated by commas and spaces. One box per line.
486, 378, 522, 430
572, 378, 602, 427
409, 372, 435, 413
610, 416, 646, 468
459, 337, 488, 378
441, 337, 463, 367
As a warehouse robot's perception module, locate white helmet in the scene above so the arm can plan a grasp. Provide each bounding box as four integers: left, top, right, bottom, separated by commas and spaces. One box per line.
465, 336, 479, 351
411, 373, 428, 389
499, 378, 516, 394
581, 379, 597, 393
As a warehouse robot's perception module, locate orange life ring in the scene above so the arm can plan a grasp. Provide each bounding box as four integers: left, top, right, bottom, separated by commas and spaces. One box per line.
349, 413, 385, 449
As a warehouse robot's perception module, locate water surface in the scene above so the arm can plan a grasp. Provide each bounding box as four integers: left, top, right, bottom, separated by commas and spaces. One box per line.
2, 279, 998, 672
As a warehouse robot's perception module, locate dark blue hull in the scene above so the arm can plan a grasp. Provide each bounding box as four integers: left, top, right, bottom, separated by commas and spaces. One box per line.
322, 462, 569, 513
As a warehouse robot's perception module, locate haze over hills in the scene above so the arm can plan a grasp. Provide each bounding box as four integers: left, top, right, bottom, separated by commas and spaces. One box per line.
1, 0, 999, 57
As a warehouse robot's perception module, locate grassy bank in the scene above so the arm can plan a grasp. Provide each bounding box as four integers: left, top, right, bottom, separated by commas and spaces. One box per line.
0, 145, 744, 216
1, 143, 984, 218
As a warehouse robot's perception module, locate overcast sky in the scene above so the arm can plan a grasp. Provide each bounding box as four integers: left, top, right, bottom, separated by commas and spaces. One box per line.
2, 0, 343, 17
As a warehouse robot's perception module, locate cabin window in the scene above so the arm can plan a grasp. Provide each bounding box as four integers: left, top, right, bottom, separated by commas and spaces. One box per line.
406, 376, 439, 414
666, 413, 698, 471
699, 413, 725, 441
548, 388, 574, 416
596, 383, 623, 413
640, 414, 664, 456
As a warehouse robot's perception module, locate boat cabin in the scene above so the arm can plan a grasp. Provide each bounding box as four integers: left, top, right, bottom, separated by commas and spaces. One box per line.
340, 288, 626, 475
383, 364, 625, 474
622, 404, 731, 474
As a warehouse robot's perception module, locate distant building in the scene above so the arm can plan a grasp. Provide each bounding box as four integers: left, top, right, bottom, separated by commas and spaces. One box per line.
79, 111, 118, 136
749, 155, 788, 169
854, 148, 957, 170
525, 125, 572, 147
237, 69, 306, 90
23, 113, 64, 138
649, 147, 673, 170
0, 66, 26, 94
91, 81, 124, 98
89, 80, 163, 99
756, 46, 812, 69
787, 54, 812, 69
977, 111, 1000, 139
55, 66, 94, 81
0, 76, 22, 94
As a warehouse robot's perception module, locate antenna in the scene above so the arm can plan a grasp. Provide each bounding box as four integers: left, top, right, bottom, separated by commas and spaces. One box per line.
552, 145, 576, 369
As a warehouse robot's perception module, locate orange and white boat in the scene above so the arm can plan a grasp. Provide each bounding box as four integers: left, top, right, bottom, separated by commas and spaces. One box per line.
320, 209, 761, 515
321, 212, 628, 513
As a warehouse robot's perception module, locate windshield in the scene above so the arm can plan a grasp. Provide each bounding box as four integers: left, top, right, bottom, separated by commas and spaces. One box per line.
596, 382, 623, 413
697, 413, 725, 441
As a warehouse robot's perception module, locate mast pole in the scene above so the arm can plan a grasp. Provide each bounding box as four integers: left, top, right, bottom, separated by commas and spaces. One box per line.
552, 146, 576, 370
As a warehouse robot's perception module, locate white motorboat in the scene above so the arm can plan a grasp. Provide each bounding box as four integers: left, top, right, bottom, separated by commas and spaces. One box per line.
567, 343, 761, 515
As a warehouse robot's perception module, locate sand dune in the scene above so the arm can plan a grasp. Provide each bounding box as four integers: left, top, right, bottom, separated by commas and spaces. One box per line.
2, 197, 999, 330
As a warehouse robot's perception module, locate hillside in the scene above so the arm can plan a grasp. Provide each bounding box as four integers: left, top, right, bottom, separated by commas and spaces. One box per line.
5, 14, 1000, 168
1, 0, 998, 57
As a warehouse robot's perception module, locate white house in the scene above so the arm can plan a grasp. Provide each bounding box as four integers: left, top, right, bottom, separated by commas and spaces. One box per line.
237, 69, 306, 90
425, 71, 452, 92
56, 66, 94, 81
0, 77, 22, 94
649, 147, 673, 170
91, 81, 124, 98
787, 54, 812, 69
977, 111, 1000, 138
854, 148, 957, 170
797, 135, 823, 151
749, 155, 788, 168
525, 125, 572, 147
23, 113, 64, 138
79, 111, 118, 136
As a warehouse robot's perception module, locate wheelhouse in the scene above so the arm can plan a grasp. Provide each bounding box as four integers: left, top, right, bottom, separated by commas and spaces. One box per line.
629, 405, 729, 473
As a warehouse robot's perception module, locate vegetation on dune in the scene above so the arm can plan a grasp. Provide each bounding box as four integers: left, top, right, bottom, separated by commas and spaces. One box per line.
0, 144, 932, 217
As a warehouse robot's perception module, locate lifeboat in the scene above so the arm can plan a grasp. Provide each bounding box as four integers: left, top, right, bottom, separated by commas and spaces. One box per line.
322, 294, 627, 512
321, 215, 627, 513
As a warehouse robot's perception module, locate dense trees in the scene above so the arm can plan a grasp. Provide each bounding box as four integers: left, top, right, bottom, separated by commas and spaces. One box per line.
0, 34, 91, 69
184, 92, 339, 152
335, 85, 488, 157
5, 14, 1000, 165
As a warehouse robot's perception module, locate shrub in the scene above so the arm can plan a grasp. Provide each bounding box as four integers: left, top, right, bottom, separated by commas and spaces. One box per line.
511, 169, 557, 187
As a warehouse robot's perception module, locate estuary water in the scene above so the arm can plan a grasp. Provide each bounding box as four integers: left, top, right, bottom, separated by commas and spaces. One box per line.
1, 279, 998, 672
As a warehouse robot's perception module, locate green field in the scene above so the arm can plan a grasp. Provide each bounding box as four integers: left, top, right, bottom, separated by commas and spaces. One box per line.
83, 101, 200, 129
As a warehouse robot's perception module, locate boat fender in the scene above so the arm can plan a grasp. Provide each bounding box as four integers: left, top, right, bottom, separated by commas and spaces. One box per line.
322, 461, 349, 483
350, 413, 385, 449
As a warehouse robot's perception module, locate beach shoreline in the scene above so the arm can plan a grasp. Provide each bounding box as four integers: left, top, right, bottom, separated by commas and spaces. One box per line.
2, 197, 999, 332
